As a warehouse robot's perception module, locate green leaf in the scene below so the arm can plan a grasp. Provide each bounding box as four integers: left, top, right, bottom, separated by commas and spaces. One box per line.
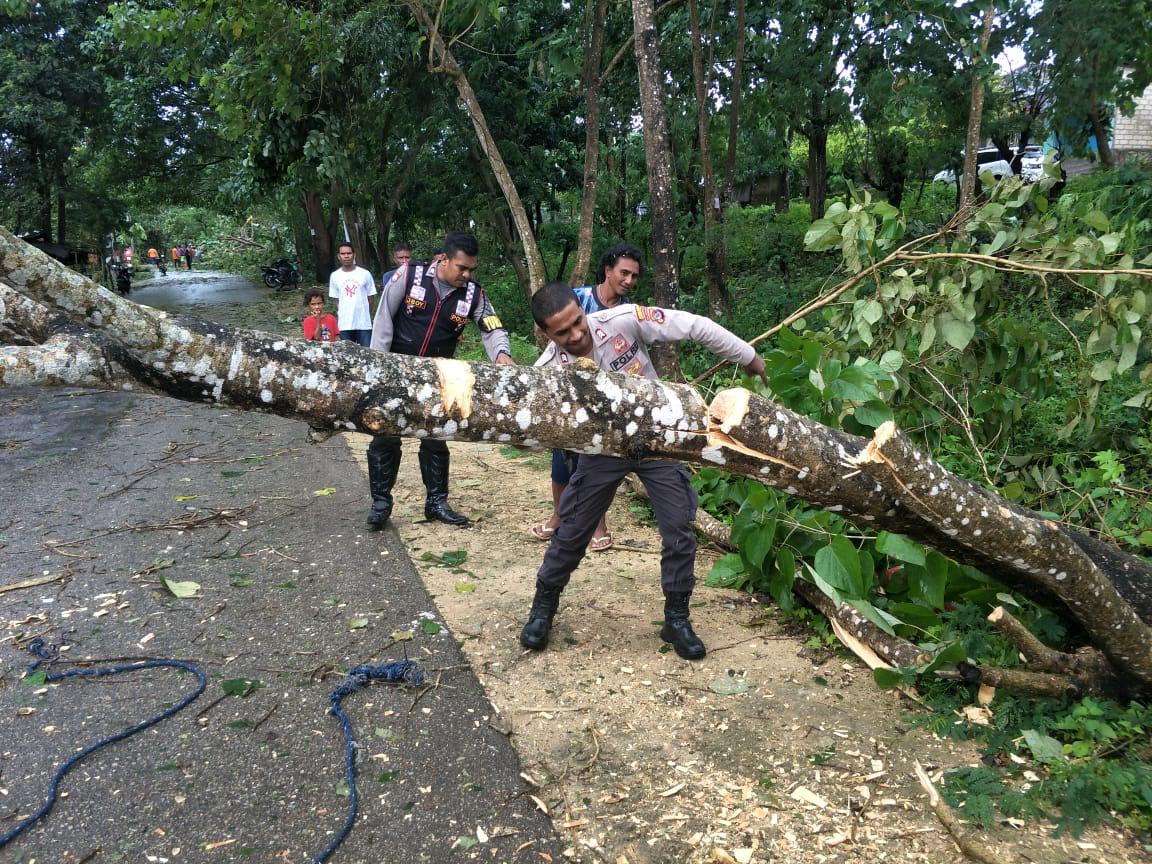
878, 350, 903, 373
1022, 729, 1066, 764
873, 667, 907, 689
455, 582, 476, 593
220, 470, 246, 478
313, 487, 337, 496
221, 678, 262, 697
349, 617, 369, 629
770, 547, 796, 611
161, 576, 201, 599
709, 674, 750, 695
922, 641, 966, 674
419, 619, 442, 636
938, 316, 976, 351
1083, 210, 1110, 232
706, 553, 747, 589
22, 670, 47, 686
813, 537, 864, 598
875, 531, 926, 566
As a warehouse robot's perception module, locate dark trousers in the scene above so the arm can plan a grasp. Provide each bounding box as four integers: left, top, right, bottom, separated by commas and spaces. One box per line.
367, 435, 448, 465
537, 455, 698, 593
341, 329, 372, 347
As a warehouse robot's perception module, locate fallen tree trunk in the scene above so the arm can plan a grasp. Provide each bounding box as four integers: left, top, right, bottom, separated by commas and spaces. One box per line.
2, 227, 1151, 692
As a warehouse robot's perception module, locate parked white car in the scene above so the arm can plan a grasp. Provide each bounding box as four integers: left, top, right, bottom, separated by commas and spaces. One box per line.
933, 147, 1014, 184
1020, 146, 1061, 182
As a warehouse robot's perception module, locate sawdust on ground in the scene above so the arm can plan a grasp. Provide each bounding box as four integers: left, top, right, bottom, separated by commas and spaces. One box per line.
345, 435, 1144, 864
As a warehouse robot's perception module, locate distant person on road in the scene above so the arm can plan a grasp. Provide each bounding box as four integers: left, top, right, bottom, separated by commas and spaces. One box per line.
529, 244, 646, 552
365, 231, 515, 530
302, 289, 339, 343
146, 247, 159, 265
183, 244, 194, 271
519, 281, 768, 661
328, 242, 376, 347
171, 246, 181, 268
381, 241, 412, 288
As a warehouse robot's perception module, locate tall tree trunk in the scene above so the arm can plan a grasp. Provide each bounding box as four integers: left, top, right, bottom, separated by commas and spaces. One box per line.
301, 189, 335, 282
405, 0, 546, 296
372, 134, 425, 266
1089, 57, 1115, 167
56, 184, 66, 246
5, 229, 1152, 694
570, 0, 608, 288
631, 0, 682, 378
688, 0, 729, 317
721, 0, 746, 205
960, 4, 995, 215
806, 118, 829, 220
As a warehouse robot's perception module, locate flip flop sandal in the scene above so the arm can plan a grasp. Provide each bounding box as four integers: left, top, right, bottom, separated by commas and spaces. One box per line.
589, 534, 613, 552
530, 523, 556, 541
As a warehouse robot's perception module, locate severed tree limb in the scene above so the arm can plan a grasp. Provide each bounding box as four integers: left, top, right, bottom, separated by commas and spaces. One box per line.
3, 227, 1152, 693
913, 761, 1012, 864
848, 421, 1152, 691
952, 662, 1130, 701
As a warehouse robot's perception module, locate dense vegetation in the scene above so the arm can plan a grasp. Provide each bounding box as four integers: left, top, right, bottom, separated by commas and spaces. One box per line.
3, 0, 1151, 841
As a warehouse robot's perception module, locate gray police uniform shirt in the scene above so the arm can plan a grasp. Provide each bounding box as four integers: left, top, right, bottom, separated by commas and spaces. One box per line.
534, 304, 755, 379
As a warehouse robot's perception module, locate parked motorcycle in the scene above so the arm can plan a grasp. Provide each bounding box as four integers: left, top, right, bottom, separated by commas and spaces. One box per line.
261, 258, 303, 290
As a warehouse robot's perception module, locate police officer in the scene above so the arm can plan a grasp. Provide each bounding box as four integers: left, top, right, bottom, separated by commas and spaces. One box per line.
366, 231, 515, 529
520, 282, 767, 659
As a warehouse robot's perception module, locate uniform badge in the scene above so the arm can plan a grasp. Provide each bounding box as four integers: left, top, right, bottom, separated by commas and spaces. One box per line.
479, 315, 503, 333
635, 305, 666, 324
612, 335, 628, 353
410, 283, 426, 302
594, 328, 608, 340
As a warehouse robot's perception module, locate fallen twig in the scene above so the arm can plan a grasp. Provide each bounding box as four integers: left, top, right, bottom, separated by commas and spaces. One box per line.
913, 761, 1011, 864
0, 571, 68, 596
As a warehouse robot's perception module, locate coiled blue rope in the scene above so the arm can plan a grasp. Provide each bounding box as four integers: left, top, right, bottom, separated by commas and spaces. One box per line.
0, 637, 208, 850
314, 660, 424, 863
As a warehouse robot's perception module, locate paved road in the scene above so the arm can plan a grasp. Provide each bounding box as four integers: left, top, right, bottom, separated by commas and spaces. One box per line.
0, 283, 561, 862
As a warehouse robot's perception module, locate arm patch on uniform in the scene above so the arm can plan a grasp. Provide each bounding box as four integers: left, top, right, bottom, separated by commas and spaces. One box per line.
478, 315, 503, 333
634, 305, 666, 324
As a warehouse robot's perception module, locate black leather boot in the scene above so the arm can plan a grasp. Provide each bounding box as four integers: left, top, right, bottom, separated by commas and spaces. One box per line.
519, 582, 565, 650
660, 590, 707, 659
419, 445, 470, 526
366, 438, 401, 530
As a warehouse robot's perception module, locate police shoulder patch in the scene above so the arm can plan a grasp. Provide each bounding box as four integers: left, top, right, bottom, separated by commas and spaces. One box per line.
634, 305, 666, 324
479, 315, 503, 333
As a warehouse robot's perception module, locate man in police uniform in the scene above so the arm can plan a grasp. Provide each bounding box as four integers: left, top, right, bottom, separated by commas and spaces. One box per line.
366, 231, 515, 529
520, 281, 768, 659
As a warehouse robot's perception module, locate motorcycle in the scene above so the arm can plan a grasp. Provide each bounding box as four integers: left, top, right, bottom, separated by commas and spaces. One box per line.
110, 260, 132, 296
261, 258, 303, 290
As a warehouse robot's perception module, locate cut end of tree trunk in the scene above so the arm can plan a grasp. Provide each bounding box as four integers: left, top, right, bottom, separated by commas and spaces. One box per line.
708, 387, 751, 433
432, 357, 476, 419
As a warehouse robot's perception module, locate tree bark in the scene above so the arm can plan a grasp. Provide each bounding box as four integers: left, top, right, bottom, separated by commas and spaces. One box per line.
806, 115, 829, 221
960, 4, 995, 215
631, 0, 682, 379
405, 0, 546, 295
301, 188, 335, 282
3, 227, 1152, 693
688, 0, 729, 317
569, 0, 609, 289
1089, 56, 1115, 167
721, 0, 746, 207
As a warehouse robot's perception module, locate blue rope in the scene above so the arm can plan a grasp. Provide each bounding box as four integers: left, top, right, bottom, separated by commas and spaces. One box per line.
0, 637, 208, 850
314, 660, 425, 864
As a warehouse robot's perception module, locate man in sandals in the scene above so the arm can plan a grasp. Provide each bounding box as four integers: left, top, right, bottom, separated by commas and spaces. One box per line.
520, 282, 767, 660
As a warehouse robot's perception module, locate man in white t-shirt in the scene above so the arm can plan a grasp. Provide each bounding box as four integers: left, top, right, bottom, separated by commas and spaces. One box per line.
328, 242, 377, 346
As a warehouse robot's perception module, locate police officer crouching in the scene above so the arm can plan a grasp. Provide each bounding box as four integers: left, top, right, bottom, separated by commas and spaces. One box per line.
366, 231, 515, 529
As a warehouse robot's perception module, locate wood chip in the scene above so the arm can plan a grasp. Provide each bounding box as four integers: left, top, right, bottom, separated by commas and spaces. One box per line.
659, 781, 686, 797
790, 786, 829, 809
529, 794, 548, 814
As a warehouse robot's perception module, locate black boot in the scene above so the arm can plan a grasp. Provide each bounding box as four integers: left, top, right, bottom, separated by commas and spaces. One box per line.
419, 445, 470, 526
520, 582, 565, 650
660, 591, 707, 659
366, 438, 401, 530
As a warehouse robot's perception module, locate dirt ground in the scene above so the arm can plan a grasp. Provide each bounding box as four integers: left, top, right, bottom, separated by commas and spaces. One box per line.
347, 436, 1146, 864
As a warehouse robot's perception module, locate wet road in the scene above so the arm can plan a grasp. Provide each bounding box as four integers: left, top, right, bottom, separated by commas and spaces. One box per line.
129, 266, 269, 313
